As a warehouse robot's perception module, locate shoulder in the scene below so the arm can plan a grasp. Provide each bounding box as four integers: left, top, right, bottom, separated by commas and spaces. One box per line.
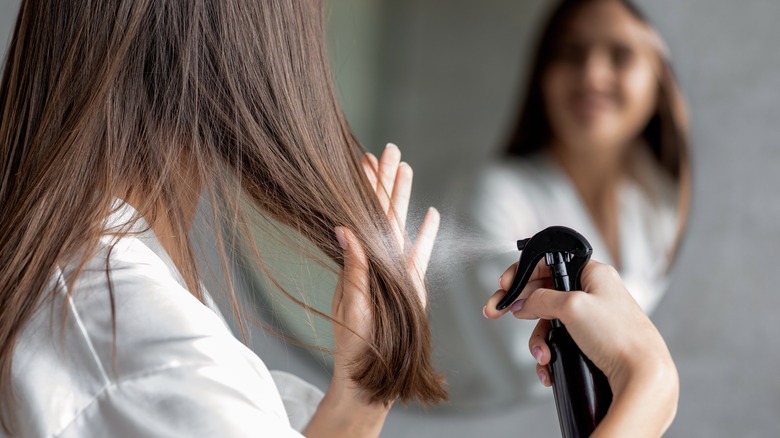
473, 154, 553, 185
12, 233, 295, 437
53, 362, 303, 438
461, 154, 559, 234
469, 154, 563, 205
68, 235, 234, 376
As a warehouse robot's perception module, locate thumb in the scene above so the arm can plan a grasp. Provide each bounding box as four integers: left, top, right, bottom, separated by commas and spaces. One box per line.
335, 227, 371, 316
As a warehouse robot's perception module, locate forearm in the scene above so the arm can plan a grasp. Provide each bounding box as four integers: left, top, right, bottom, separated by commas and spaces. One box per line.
593, 358, 679, 438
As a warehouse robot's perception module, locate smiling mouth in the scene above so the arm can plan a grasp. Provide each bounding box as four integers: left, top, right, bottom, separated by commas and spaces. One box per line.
569, 94, 617, 121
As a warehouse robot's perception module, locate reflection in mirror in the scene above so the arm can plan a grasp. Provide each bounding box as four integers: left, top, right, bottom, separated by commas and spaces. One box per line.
240, 215, 336, 365
436, 0, 690, 410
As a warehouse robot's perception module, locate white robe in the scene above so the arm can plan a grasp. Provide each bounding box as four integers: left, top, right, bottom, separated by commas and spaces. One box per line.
468, 151, 679, 313
6, 201, 323, 437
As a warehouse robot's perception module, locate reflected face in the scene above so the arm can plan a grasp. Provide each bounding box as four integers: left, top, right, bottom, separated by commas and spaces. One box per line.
542, 0, 659, 155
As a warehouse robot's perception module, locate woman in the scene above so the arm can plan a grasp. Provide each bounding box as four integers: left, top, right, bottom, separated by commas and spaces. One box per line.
0, 0, 678, 436
477, 0, 690, 313
0, 1, 445, 436
437, 0, 688, 409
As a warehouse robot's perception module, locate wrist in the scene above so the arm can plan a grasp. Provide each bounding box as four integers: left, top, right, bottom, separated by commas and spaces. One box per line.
616, 336, 678, 394
596, 351, 679, 437
304, 376, 391, 438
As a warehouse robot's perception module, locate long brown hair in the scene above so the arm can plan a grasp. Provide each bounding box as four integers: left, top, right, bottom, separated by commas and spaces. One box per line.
505, 0, 691, 260
0, 0, 446, 431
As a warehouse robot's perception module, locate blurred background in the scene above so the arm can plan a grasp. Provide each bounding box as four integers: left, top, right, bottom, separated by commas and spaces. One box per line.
3, 0, 780, 436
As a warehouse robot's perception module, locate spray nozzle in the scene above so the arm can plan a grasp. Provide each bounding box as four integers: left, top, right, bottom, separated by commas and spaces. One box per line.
496, 226, 593, 311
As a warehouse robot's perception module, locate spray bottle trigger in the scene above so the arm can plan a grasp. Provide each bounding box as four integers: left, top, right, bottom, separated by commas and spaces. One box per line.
496, 226, 593, 311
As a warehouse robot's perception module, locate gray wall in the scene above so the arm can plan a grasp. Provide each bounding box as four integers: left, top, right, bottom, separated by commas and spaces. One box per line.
3, 0, 780, 436
638, 0, 780, 436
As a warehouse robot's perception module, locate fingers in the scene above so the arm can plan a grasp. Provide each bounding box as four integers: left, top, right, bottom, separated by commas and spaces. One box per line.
376, 143, 401, 213
406, 207, 439, 307
498, 263, 518, 292
485, 290, 555, 389
536, 364, 552, 387
483, 278, 550, 318
390, 162, 413, 232
529, 319, 552, 366
362, 144, 411, 248
334, 227, 371, 325
511, 287, 589, 324
360, 144, 439, 309
361, 153, 378, 190
407, 207, 439, 276
530, 321, 552, 387
484, 289, 509, 319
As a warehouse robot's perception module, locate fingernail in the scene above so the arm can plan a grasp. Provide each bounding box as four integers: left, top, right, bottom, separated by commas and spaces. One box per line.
537, 370, 547, 385
532, 346, 542, 364
366, 152, 377, 161
510, 298, 525, 312
335, 227, 349, 250
482, 306, 488, 318
386, 143, 398, 150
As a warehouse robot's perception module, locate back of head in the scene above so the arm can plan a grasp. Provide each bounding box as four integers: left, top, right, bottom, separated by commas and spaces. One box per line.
0, 1, 446, 432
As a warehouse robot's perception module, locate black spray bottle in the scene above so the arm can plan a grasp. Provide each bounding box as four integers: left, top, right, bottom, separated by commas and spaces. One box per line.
496, 226, 613, 438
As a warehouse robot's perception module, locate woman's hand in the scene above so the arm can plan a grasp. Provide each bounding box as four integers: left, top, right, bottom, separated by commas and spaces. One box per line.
306, 144, 439, 437
356, 142, 439, 306
484, 260, 679, 437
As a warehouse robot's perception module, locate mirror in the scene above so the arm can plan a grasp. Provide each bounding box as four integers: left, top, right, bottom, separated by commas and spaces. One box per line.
429, 0, 690, 410
239, 0, 690, 412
